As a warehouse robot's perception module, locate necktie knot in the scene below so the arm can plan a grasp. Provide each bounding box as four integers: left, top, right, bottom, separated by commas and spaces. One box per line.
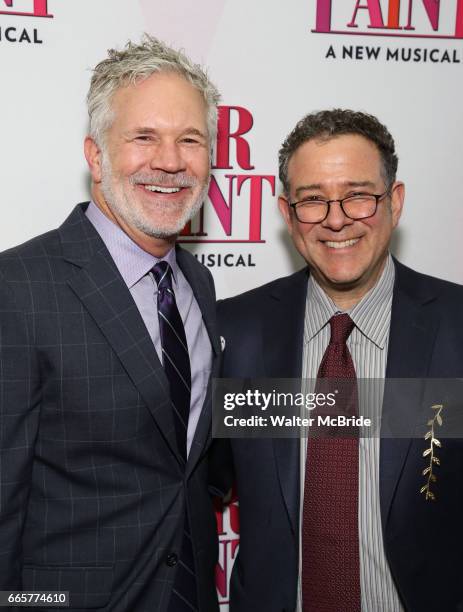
329, 313, 355, 345
152, 260, 172, 292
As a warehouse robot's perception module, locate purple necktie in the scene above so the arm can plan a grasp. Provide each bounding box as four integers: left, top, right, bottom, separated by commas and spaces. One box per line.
302, 313, 361, 612
153, 261, 198, 611
152, 261, 191, 459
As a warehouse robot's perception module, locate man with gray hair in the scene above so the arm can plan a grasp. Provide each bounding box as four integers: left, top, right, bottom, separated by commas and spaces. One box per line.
0, 35, 221, 611
218, 109, 463, 611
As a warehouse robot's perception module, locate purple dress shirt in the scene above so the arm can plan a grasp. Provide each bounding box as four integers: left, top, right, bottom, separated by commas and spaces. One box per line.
85, 201, 212, 456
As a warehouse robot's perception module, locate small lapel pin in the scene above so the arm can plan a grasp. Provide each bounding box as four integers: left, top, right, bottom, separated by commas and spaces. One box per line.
420, 403, 444, 501
220, 336, 226, 352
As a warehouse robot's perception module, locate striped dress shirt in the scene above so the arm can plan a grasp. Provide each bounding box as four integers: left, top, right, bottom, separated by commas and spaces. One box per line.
297, 255, 404, 612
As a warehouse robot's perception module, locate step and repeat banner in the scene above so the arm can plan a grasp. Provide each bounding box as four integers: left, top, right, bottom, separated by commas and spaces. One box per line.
2, 0, 463, 608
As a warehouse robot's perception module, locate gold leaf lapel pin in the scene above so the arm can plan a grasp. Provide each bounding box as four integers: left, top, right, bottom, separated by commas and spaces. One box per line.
420, 404, 444, 501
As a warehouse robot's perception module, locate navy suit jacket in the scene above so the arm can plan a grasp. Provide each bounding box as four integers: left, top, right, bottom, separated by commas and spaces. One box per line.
217, 261, 463, 612
0, 203, 220, 611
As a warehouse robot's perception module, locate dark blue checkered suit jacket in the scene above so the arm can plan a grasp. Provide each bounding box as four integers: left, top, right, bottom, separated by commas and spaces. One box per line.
0, 203, 221, 611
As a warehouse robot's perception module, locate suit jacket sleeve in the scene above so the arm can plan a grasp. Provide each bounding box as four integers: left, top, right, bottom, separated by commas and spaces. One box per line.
0, 274, 41, 589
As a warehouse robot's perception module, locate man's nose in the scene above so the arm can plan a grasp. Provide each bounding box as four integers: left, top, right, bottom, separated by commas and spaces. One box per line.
321, 201, 354, 231
150, 141, 186, 174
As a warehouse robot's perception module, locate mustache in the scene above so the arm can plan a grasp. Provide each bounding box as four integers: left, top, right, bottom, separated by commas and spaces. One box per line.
130, 172, 198, 188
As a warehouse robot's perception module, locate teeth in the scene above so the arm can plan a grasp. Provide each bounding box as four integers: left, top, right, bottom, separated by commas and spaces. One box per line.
325, 239, 359, 249
143, 185, 181, 194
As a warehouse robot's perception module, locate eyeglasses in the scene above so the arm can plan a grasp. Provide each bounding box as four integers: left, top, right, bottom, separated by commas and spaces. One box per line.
288, 189, 391, 224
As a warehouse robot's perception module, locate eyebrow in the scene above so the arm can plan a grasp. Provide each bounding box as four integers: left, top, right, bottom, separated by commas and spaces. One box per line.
131, 127, 208, 139
181, 127, 208, 139
294, 180, 377, 197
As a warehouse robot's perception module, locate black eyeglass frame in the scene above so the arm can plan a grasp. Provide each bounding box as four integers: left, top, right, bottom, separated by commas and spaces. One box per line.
288, 188, 392, 224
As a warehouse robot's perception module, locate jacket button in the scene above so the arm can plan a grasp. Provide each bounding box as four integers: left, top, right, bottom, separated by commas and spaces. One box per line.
166, 553, 178, 567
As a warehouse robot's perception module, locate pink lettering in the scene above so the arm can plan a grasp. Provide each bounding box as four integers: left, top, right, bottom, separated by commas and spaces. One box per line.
314, 0, 462, 37
215, 539, 239, 598
180, 175, 237, 238
0, 0, 53, 17
214, 498, 225, 536
405, 0, 441, 31
456, 0, 463, 36
314, 0, 333, 32
236, 175, 276, 242
228, 499, 240, 536
347, 0, 385, 28
180, 207, 206, 238
207, 175, 237, 236
214, 106, 255, 171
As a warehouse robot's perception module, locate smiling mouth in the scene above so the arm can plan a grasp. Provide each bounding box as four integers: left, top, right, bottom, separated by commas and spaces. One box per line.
142, 185, 183, 194
323, 238, 360, 249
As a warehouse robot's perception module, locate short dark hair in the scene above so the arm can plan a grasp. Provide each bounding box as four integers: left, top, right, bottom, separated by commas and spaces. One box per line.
278, 109, 398, 194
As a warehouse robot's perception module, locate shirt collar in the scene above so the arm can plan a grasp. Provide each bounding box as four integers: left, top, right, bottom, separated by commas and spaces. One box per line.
305, 254, 395, 349
85, 200, 178, 288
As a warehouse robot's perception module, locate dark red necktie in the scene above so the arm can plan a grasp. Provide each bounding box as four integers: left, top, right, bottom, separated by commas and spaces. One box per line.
302, 313, 361, 612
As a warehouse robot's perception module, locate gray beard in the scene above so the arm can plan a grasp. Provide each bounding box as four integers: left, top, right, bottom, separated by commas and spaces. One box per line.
100, 153, 209, 239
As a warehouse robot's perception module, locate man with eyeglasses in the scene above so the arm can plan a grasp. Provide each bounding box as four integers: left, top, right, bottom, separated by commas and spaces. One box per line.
217, 109, 463, 611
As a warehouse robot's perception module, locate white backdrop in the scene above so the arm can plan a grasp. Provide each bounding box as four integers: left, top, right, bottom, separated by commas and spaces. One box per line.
2, 0, 463, 607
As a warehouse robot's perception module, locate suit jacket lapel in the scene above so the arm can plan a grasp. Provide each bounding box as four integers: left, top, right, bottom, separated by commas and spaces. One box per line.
175, 246, 220, 475
380, 261, 440, 530
269, 269, 308, 536
176, 246, 220, 356
60, 204, 183, 465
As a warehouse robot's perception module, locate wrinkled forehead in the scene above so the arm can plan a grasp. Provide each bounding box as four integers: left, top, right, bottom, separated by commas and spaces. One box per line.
101, 75, 208, 152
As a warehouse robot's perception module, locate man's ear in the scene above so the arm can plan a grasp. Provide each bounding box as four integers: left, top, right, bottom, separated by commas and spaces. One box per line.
84, 136, 103, 183
278, 194, 294, 234
390, 181, 405, 228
